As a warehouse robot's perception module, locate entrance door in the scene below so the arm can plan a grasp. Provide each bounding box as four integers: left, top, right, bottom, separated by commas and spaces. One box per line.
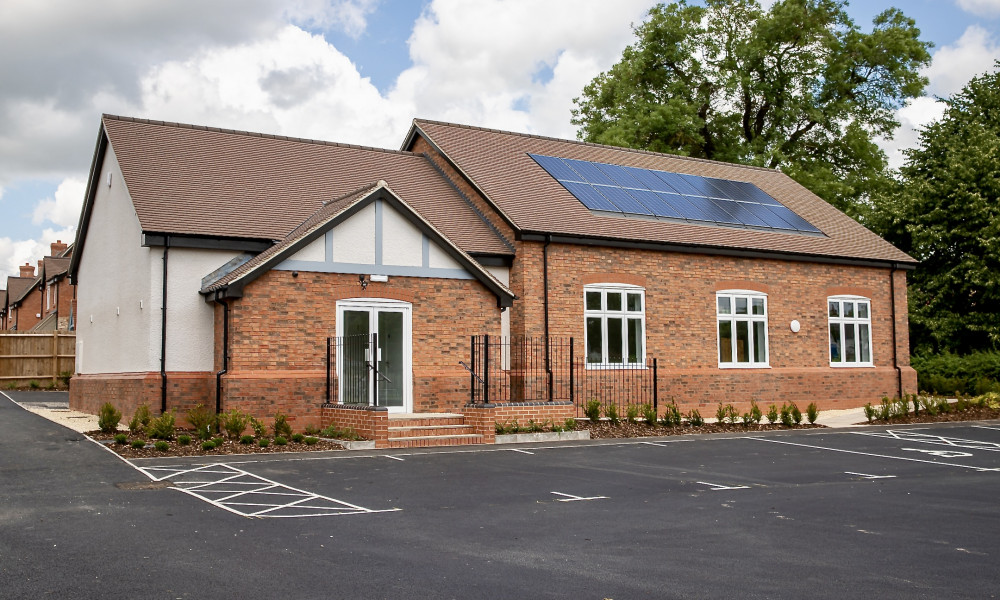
337, 300, 412, 412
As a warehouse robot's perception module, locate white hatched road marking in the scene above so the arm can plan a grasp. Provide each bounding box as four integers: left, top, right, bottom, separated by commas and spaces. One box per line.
844, 472, 897, 480
138, 463, 399, 518
550, 491, 608, 502
697, 481, 750, 491
851, 429, 1000, 453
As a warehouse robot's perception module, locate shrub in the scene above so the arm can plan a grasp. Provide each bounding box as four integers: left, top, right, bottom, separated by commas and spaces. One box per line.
766, 404, 778, 425
249, 416, 266, 439
202, 440, 216, 451
114, 433, 128, 445
920, 395, 938, 416
564, 418, 576, 431
272, 413, 293, 439
212, 437, 224, 447
660, 401, 681, 427
806, 402, 819, 424
877, 397, 892, 421
128, 404, 152, 435
937, 397, 951, 413
258, 438, 270, 448
98, 402, 122, 434
863, 403, 876, 423
527, 420, 544, 433
583, 398, 602, 421
320, 424, 364, 440
147, 411, 176, 440
955, 394, 969, 411
220, 409, 250, 440
687, 409, 703, 427
239, 435, 254, 445
912, 351, 1000, 396
291, 433, 305, 443
187, 404, 216, 440
58, 371, 73, 387
741, 412, 753, 426
304, 425, 320, 436
154, 440, 169, 452
780, 404, 793, 427
894, 396, 909, 418
911, 394, 920, 416
274, 436, 288, 446
750, 400, 763, 425
28, 379, 40, 390
130, 439, 146, 449
604, 402, 620, 425
625, 404, 639, 424
178, 434, 191, 446
715, 403, 727, 423
304, 436, 319, 445
790, 402, 802, 425
640, 403, 657, 426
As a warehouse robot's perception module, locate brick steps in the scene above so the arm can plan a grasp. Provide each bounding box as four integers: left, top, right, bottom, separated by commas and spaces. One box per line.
385, 413, 485, 448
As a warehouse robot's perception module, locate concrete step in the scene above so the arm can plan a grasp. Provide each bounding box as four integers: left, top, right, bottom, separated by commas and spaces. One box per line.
388, 424, 477, 438
388, 414, 465, 427
387, 434, 485, 448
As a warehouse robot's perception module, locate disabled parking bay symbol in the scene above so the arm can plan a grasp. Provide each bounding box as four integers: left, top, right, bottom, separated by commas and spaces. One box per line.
901, 447, 972, 458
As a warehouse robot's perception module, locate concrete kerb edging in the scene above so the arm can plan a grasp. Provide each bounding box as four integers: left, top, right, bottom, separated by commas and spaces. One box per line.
496, 430, 590, 444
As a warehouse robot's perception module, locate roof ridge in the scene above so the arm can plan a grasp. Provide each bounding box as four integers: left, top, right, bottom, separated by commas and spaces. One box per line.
103, 114, 420, 157
412, 118, 779, 173
322, 180, 382, 206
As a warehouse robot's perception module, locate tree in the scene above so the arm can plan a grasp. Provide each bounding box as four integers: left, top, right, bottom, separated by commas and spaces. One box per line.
571, 0, 931, 215
880, 63, 1000, 354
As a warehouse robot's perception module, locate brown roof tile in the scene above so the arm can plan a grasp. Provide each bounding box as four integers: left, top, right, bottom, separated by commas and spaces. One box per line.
102, 116, 511, 256
5, 276, 37, 305
43, 256, 71, 280
411, 119, 914, 265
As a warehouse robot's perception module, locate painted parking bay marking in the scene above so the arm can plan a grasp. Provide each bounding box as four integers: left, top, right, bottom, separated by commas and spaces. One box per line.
845, 472, 896, 480
750, 437, 1000, 472
902, 448, 972, 458
551, 491, 608, 502
697, 481, 750, 491
137, 463, 399, 518
851, 429, 1000, 453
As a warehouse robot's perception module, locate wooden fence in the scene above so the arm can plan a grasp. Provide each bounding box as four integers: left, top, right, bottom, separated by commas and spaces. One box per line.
0, 332, 75, 386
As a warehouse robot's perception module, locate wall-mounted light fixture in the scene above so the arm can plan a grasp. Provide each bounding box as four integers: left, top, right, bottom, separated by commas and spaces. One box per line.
358, 274, 369, 290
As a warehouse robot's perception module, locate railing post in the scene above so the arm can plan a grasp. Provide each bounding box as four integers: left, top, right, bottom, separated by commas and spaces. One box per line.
326, 337, 332, 404
483, 334, 490, 405
569, 337, 574, 407
371, 333, 379, 408
652, 357, 658, 411
470, 335, 476, 404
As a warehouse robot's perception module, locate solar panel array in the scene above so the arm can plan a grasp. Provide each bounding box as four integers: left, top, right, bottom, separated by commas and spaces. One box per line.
529, 153, 821, 234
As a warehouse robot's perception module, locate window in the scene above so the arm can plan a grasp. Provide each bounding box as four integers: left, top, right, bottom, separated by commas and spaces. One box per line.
829, 296, 872, 366
717, 290, 768, 367
584, 284, 645, 367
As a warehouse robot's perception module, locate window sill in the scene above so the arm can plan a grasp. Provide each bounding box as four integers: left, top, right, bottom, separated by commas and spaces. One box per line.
717, 363, 771, 369
829, 362, 874, 368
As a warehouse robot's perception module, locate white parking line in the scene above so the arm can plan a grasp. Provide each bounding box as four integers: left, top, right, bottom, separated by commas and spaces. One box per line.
697, 481, 750, 491
138, 463, 399, 518
751, 437, 1000, 472
851, 429, 1000, 452
551, 491, 608, 502
844, 472, 896, 479
510, 448, 534, 455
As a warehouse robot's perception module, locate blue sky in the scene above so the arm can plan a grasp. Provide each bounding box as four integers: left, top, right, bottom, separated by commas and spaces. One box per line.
1, 0, 999, 281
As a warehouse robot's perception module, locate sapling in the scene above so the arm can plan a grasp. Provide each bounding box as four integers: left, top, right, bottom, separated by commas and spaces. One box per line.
750, 399, 763, 425
98, 403, 122, 434
604, 402, 620, 425
806, 402, 819, 424
766, 404, 778, 425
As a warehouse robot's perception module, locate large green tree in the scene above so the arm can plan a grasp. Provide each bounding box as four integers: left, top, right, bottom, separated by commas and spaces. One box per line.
878, 64, 1000, 354
572, 0, 931, 215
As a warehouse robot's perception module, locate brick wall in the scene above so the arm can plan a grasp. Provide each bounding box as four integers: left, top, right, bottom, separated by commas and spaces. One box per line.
320, 403, 388, 443
69, 371, 213, 423
462, 401, 575, 440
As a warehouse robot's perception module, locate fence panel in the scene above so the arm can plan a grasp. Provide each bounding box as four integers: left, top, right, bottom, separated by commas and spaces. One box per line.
0, 332, 76, 385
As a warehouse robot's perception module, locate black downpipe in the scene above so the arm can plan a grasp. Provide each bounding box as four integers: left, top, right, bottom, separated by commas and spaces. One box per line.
215, 297, 229, 416
889, 264, 903, 400
543, 236, 552, 401
160, 240, 169, 414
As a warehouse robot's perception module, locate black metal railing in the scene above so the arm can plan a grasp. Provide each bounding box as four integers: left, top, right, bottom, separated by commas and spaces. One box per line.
466, 335, 658, 417
327, 333, 379, 405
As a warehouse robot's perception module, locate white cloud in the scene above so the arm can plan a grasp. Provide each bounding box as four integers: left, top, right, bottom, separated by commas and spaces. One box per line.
0, 226, 75, 282
924, 25, 1000, 97
956, 0, 1000, 17
31, 177, 86, 229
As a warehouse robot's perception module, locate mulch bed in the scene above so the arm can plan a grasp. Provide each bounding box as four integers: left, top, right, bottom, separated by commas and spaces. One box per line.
87, 430, 346, 459
857, 405, 1000, 426
578, 421, 824, 439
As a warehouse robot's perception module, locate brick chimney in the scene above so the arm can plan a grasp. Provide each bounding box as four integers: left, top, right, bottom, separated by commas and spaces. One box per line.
50, 240, 68, 256
37, 260, 44, 276
19, 263, 34, 278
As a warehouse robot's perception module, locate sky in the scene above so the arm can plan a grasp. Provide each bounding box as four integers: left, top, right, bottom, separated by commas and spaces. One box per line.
1, 0, 999, 282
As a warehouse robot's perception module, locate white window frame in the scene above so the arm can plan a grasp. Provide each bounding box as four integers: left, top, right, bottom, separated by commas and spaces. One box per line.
828, 295, 873, 367
583, 283, 645, 369
716, 290, 769, 368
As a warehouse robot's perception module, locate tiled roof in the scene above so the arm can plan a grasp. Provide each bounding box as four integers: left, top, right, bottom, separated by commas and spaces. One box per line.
5, 276, 36, 305
43, 257, 71, 280
101, 116, 511, 256
410, 119, 914, 265
0, 290, 6, 310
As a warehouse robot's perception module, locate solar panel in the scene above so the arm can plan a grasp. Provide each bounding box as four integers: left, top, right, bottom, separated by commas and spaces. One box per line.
528, 153, 821, 234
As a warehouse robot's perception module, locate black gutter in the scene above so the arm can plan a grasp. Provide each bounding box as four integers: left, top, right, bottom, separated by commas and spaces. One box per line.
215, 295, 229, 417
160, 238, 169, 414
890, 264, 903, 400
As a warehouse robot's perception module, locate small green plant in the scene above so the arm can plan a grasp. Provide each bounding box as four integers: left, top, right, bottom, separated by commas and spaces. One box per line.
911, 394, 921, 416
28, 379, 41, 390
220, 409, 251, 440
863, 402, 876, 423
583, 398, 602, 421
4, 382, 16, 390
58, 371, 73, 386
789, 402, 802, 425
154, 440, 169, 452
766, 404, 778, 424
527, 419, 544, 433
780, 403, 793, 427
715, 403, 728, 423
726, 404, 739, 425
130, 439, 146, 449
937, 397, 951, 413
741, 411, 753, 426
806, 402, 819, 424
211, 436, 224, 448
202, 440, 216, 451
687, 409, 703, 427
98, 402, 122, 434
274, 436, 288, 446
187, 404, 216, 440
919, 395, 938, 416
750, 399, 763, 425
128, 404, 152, 435
304, 425, 320, 436
320, 424, 364, 440
955, 394, 969, 411
604, 402, 620, 425
564, 418, 576, 431
147, 411, 176, 440
291, 432, 305, 443
239, 434, 254, 445
625, 404, 639, 424
45, 381, 56, 390
258, 438, 270, 448
894, 396, 909, 418
304, 436, 319, 445
178, 434, 191, 446
640, 403, 657, 426
114, 433, 128, 445
877, 397, 892, 421
272, 413, 293, 438
249, 416, 266, 438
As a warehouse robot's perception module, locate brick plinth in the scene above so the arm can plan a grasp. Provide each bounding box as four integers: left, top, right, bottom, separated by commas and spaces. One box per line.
221, 370, 326, 431
320, 403, 388, 445
69, 371, 213, 421
463, 401, 575, 441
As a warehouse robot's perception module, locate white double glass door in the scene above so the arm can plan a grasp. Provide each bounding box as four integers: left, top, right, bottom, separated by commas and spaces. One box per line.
337, 299, 412, 413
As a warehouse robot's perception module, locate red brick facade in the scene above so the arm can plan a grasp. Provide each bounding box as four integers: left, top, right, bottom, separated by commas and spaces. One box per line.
70, 371, 213, 424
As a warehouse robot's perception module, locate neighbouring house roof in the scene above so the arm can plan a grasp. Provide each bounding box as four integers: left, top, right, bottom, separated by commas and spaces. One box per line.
43, 256, 71, 282
203, 181, 515, 307
92, 115, 511, 258
6, 276, 37, 306
0, 290, 6, 312
404, 119, 915, 266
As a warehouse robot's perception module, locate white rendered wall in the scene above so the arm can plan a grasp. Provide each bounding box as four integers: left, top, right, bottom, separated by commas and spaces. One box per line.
382, 206, 423, 267
292, 236, 325, 262
428, 242, 461, 269
331, 202, 375, 263
485, 265, 511, 338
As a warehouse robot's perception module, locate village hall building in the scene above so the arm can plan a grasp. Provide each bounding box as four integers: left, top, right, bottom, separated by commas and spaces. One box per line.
68, 115, 916, 447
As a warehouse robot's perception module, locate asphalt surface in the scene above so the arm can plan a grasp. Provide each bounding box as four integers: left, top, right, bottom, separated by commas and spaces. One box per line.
2, 390, 999, 599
